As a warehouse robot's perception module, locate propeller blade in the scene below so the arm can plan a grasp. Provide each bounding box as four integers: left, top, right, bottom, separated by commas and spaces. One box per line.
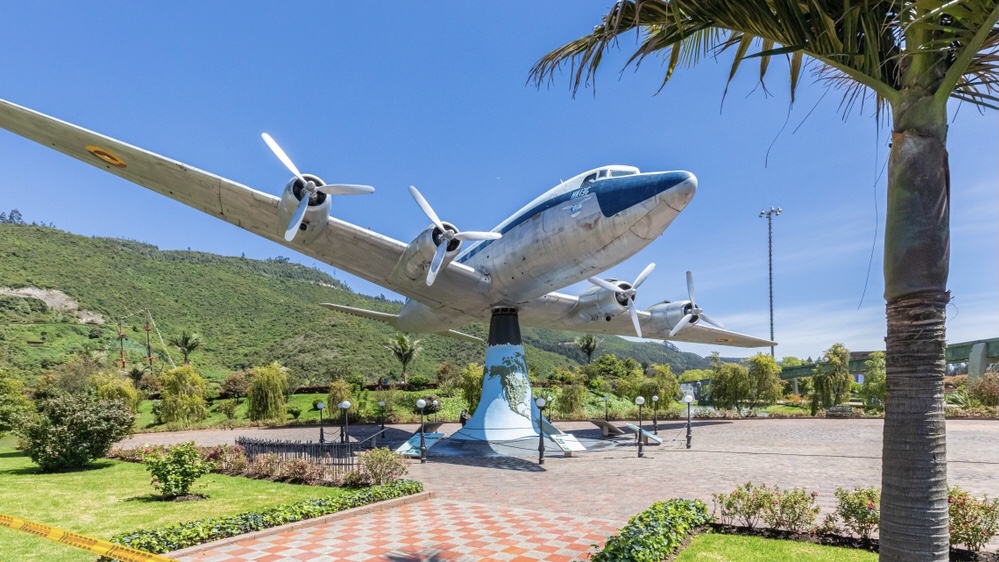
632, 262, 656, 290
699, 313, 725, 329
628, 298, 643, 339
454, 231, 502, 241
262, 133, 306, 184
669, 313, 694, 337
426, 242, 449, 286
318, 183, 375, 195
284, 194, 310, 241
409, 186, 446, 232
686, 271, 696, 305
588, 276, 623, 293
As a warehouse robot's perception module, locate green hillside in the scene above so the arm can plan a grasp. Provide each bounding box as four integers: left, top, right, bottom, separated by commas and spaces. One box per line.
0, 224, 706, 384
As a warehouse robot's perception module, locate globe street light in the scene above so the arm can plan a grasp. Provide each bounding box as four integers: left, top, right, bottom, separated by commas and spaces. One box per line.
683, 394, 694, 449
652, 395, 659, 434
416, 398, 427, 463
635, 396, 645, 458
432, 399, 439, 422
759, 206, 781, 359
316, 401, 326, 444
535, 397, 547, 465
378, 400, 386, 431
339, 401, 351, 444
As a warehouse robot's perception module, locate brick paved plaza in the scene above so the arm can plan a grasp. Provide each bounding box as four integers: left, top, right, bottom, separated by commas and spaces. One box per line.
120, 418, 998, 561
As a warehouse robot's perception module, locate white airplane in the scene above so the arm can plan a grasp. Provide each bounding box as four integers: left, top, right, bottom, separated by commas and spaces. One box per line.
0, 98, 773, 349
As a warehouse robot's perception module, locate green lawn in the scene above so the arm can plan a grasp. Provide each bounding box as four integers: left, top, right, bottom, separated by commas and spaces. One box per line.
0, 441, 346, 562
676, 534, 879, 561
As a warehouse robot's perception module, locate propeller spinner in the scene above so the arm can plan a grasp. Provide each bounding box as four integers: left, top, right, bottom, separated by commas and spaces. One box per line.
408, 185, 501, 286
587, 262, 656, 338
261, 133, 375, 241
668, 271, 725, 337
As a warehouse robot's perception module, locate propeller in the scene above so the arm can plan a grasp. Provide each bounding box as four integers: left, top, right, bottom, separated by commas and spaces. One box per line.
408, 185, 502, 286
668, 271, 725, 337
261, 133, 375, 241
587, 262, 656, 338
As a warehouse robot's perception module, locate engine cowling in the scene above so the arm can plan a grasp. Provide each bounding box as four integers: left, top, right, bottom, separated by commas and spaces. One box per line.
396, 222, 462, 281
647, 300, 696, 334
568, 281, 632, 323
277, 174, 330, 245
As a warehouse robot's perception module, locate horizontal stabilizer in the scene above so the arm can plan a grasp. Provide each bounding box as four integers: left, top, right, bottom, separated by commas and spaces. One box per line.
319, 303, 482, 344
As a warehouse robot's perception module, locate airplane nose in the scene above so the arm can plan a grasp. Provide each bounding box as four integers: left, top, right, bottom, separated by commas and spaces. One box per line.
663, 171, 696, 212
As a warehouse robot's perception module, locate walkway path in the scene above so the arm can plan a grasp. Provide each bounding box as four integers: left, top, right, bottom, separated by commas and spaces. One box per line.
119, 418, 997, 561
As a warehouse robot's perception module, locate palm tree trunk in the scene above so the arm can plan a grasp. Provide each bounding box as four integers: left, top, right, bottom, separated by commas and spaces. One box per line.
880, 91, 950, 561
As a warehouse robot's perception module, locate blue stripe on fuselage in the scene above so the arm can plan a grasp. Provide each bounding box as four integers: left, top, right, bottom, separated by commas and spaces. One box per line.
456, 171, 688, 264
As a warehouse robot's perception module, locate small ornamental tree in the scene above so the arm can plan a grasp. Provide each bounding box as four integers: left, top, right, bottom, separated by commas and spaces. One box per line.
220, 372, 249, 403
92, 372, 140, 412
746, 354, 784, 410
860, 352, 887, 411
0, 370, 31, 438
710, 363, 750, 411
247, 362, 288, 421
144, 441, 215, 498
159, 366, 208, 423
20, 392, 134, 471
459, 362, 484, 412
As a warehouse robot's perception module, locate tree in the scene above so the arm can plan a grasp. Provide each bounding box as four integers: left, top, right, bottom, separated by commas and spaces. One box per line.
159, 365, 208, 423
862, 352, 888, 410
531, 5, 999, 555
644, 363, 680, 402
220, 371, 249, 403
247, 362, 288, 421
19, 392, 134, 471
823, 343, 854, 406
384, 333, 422, 386
746, 354, 784, 410
575, 333, 601, 363
0, 370, 31, 438
710, 363, 750, 411
459, 362, 484, 412
92, 372, 140, 412
168, 330, 202, 365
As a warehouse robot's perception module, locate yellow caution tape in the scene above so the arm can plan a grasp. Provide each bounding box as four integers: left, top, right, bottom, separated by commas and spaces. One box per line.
0, 513, 178, 562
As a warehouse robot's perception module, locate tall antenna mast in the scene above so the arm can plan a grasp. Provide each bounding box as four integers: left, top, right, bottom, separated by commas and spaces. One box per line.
117, 317, 127, 369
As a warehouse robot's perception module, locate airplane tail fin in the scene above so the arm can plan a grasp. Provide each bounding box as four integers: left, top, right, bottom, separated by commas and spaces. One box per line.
319, 303, 483, 344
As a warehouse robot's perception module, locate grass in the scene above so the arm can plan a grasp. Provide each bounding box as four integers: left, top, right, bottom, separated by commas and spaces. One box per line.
0, 440, 347, 562
675, 534, 879, 561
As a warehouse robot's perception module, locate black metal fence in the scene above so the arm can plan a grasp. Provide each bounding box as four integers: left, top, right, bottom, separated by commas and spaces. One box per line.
235, 437, 355, 477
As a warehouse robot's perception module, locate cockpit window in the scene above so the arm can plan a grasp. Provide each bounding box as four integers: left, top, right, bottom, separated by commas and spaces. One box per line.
610, 170, 637, 177
582, 173, 598, 184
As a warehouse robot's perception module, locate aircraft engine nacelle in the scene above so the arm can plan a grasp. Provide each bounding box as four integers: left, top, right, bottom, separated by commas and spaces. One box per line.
568, 282, 630, 323
277, 174, 331, 245
397, 223, 462, 281
647, 300, 695, 333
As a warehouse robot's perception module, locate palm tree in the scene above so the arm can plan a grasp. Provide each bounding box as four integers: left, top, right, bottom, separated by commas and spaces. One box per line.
530, 3, 997, 560
385, 333, 422, 386
168, 330, 201, 365
576, 333, 601, 364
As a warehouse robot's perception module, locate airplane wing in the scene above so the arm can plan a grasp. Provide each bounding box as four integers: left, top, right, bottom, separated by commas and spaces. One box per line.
0, 98, 485, 311
518, 291, 775, 348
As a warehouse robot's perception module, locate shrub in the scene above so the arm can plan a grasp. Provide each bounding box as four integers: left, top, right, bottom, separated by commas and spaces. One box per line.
143, 441, 215, 498
287, 405, 302, 419
137, 373, 162, 395
416, 395, 441, 415
353, 448, 408, 486
216, 399, 238, 420
407, 374, 432, 390
763, 486, 820, 533
92, 373, 141, 412
273, 457, 324, 484
949, 486, 999, 551
968, 372, 998, 407
20, 392, 134, 471
246, 453, 285, 480
159, 366, 208, 423
220, 371, 249, 401
459, 363, 484, 412
834, 486, 880, 539
200, 444, 248, 476
712, 482, 773, 529
593, 499, 710, 562
327, 379, 352, 409
0, 370, 31, 438
247, 363, 288, 421
105, 480, 424, 556
555, 383, 587, 417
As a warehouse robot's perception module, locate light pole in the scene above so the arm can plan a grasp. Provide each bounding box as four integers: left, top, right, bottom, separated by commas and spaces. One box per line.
316, 401, 326, 444
759, 206, 781, 359
635, 396, 645, 458
684, 394, 694, 449
378, 400, 386, 431
432, 399, 439, 422
604, 395, 609, 421
416, 398, 427, 463
535, 397, 547, 465
652, 395, 659, 434
339, 401, 351, 444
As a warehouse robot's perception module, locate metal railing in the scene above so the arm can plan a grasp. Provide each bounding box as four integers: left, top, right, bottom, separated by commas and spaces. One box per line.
235, 437, 355, 476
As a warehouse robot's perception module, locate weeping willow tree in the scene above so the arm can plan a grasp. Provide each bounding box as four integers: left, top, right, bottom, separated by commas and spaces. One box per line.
530, 2, 998, 560
247, 362, 288, 422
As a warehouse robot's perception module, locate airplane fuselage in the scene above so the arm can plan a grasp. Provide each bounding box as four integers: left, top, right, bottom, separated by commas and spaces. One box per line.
393, 166, 696, 332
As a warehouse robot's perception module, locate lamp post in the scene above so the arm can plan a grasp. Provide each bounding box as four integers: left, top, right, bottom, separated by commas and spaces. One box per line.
432, 399, 439, 422
604, 395, 609, 421
635, 396, 645, 458
316, 401, 326, 444
652, 395, 659, 434
339, 401, 351, 444
535, 397, 547, 465
759, 206, 781, 359
378, 400, 386, 431
416, 398, 427, 464
683, 394, 694, 449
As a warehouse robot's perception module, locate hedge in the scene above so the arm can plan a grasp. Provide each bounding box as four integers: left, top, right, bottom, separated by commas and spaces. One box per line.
592, 498, 711, 562
101, 479, 423, 556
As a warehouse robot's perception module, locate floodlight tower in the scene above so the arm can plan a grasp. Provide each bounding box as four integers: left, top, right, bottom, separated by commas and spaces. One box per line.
759, 206, 781, 358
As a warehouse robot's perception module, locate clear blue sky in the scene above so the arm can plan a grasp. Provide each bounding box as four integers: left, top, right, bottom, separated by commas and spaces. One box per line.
0, 2, 995, 361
